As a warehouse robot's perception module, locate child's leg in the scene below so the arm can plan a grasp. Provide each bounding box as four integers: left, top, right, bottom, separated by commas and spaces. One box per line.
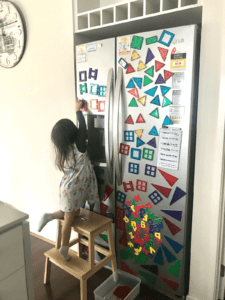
38, 210, 65, 232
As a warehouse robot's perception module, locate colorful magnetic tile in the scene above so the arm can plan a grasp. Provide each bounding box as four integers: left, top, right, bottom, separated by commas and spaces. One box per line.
163, 217, 181, 235
142, 148, 154, 161
137, 60, 147, 71
99, 86, 107, 97
155, 60, 165, 72
128, 88, 139, 98
170, 187, 186, 205
131, 36, 144, 50
135, 129, 144, 138
139, 271, 156, 284
126, 63, 135, 74
149, 126, 159, 136
162, 97, 172, 108
149, 108, 159, 119
136, 180, 147, 192
126, 78, 135, 89
145, 164, 157, 177
128, 97, 138, 107
147, 137, 156, 148
145, 86, 158, 97
116, 218, 126, 231
164, 70, 174, 81
155, 74, 166, 84
161, 210, 182, 221
159, 276, 179, 291
160, 85, 171, 96
90, 99, 98, 110
163, 115, 173, 126
143, 75, 153, 86
99, 233, 108, 243
131, 50, 140, 61
124, 130, 134, 142
119, 143, 130, 155
151, 184, 171, 198
119, 231, 128, 247
80, 100, 88, 112
133, 77, 143, 89
100, 202, 108, 215
137, 96, 147, 106
104, 184, 114, 201
158, 30, 175, 47
161, 244, 176, 263
164, 235, 183, 253
168, 259, 181, 277
136, 137, 145, 147
118, 57, 128, 69
128, 162, 139, 174
90, 83, 99, 95
116, 191, 126, 203
145, 48, 155, 64
141, 265, 158, 275
146, 36, 158, 45
148, 191, 163, 205
130, 148, 142, 160
145, 66, 154, 77
79, 71, 87, 82
79, 83, 87, 94
136, 113, 145, 123
98, 101, 105, 112
121, 262, 136, 276
88, 68, 98, 80
115, 206, 125, 218
158, 47, 168, 61
154, 247, 164, 265
125, 115, 134, 124
158, 169, 178, 186
123, 181, 134, 192
134, 252, 148, 264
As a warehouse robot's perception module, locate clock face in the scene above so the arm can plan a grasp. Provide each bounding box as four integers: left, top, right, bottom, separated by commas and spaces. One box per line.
0, 1, 25, 68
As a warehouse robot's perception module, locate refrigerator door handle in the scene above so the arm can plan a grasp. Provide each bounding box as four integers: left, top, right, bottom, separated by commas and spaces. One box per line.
114, 66, 123, 186
105, 68, 114, 184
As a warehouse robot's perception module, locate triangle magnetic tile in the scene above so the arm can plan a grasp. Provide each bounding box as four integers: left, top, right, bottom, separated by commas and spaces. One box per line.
164, 70, 174, 81
158, 169, 178, 186
131, 50, 140, 61
154, 247, 164, 265
160, 85, 171, 96
155, 74, 166, 84
136, 137, 145, 147
155, 60, 165, 72
159, 275, 179, 291
137, 96, 147, 106
119, 231, 128, 247
161, 210, 182, 221
137, 60, 147, 71
163, 217, 181, 235
162, 97, 172, 108
104, 184, 114, 201
100, 202, 108, 215
125, 115, 134, 124
158, 47, 169, 61
128, 97, 138, 107
151, 184, 172, 198
147, 137, 156, 148
97, 251, 105, 260
134, 252, 148, 264
135, 129, 144, 138
136, 113, 146, 123
163, 115, 173, 126
161, 244, 176, 263
145, 86, 158, 97
133, 77, 143, 89
128, 88, 139, 98
145, 66, 154, 77
170, 187, 186, 205
145, 48, 155, 64
164, 235, 183, 254
149, 108, 159, 119
99, 233, 108, 243
139, 271, 156, 284
168, 259, 181, 277
126, 63, 135, 74
140, 264, 158, 275
150, 95, 160, 106
121, 262, 137, 275
149, 126, 159, 136
143, 75, 153, 86
126, 78, 135, 89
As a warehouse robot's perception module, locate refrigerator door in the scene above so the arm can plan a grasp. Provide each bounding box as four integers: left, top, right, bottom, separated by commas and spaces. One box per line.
115, 25, 199, 299
76, 38, 116, 267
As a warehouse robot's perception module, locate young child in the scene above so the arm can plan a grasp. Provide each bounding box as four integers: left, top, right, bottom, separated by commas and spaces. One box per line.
38, 99, 99, 261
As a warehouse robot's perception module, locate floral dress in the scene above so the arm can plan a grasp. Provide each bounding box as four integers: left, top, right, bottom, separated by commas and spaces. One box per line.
59, 144, 100, 212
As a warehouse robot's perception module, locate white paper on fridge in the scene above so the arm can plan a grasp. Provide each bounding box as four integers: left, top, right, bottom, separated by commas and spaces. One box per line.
157, 127, 183, 171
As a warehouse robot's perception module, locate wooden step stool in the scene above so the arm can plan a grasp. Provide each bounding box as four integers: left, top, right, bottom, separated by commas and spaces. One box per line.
44, 208, 117, 300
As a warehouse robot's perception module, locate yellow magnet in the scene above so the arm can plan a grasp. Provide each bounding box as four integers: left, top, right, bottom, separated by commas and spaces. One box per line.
137, 60, 147, 71
155, 232, 161, 239
128, 242, 134, 247
143, 214, 148, 221
141, 221, 146, 228
129, 232, 134, 239
131, 50, 140, 61
131, 205, 135, 212
137, 96, 147, 106
123, 216, 129, 223
150, 247, 156, 254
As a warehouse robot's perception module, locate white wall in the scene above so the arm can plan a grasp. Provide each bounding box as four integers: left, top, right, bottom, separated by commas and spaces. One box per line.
0, 0, 76, 241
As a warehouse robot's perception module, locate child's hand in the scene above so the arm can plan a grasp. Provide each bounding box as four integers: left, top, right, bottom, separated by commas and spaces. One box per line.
75, 98, 81, 112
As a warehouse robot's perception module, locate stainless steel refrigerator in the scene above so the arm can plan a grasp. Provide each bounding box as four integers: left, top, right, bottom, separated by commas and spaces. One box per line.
76, 24, 200, 300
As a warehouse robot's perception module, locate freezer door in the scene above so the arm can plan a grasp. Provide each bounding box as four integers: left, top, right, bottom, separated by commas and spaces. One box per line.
115, 25, 199, 299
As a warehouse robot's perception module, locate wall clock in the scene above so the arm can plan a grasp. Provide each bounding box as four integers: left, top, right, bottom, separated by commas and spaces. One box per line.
0, 1, 26, 68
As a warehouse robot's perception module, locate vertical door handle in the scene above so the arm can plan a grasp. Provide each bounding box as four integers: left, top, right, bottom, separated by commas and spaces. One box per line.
114, 67, 123, 186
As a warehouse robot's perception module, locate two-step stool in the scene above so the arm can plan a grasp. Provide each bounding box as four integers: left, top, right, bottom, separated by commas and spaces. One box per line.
44, 208, 117, 300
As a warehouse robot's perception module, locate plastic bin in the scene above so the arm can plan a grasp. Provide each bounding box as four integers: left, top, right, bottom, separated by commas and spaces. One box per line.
94, 269, 141, 300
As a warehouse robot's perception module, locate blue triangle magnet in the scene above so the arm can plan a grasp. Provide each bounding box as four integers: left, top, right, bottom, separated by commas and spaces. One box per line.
161, 244, 177, 263
154, 247, 164, 265
145, 86, 158, 97
126, 78, 135, 89
160, 86, 171, 96
133, 77, 143, 89
161, 210, 182, 221
150, 95, 160, 106
146, 48, 155, 64
170, 187, 186, 205
164, 235, 183, 254
155, 74, 166, 84
147, 137, 156, 148
136, 137, 145, 147
163, 116, 173, 126
149, 126, 159, 136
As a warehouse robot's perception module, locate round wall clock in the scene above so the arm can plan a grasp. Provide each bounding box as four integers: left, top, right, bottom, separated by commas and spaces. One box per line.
0, 1, 26, 68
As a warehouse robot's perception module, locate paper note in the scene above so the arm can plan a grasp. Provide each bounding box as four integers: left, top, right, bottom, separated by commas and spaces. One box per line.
157, 127, 182, 170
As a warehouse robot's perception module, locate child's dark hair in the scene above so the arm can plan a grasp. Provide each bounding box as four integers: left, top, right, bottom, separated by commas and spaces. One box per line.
51, 119, 78, 172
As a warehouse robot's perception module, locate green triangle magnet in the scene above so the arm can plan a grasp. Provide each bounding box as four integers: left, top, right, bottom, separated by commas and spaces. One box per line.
162, 97, 172, 107
149, 126, 159, 136
99, 233, 108, 243
168, 259, 181, 277
126, 78, 135, 89
160, 85, 171, 96
134, 252, 148, 264
145, 66, 154, 77
150, 95, 160, 106
143, 75, 153, 87
139, 271, 156, 284
149, 108, 159, 119
128, 97, 138, 107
